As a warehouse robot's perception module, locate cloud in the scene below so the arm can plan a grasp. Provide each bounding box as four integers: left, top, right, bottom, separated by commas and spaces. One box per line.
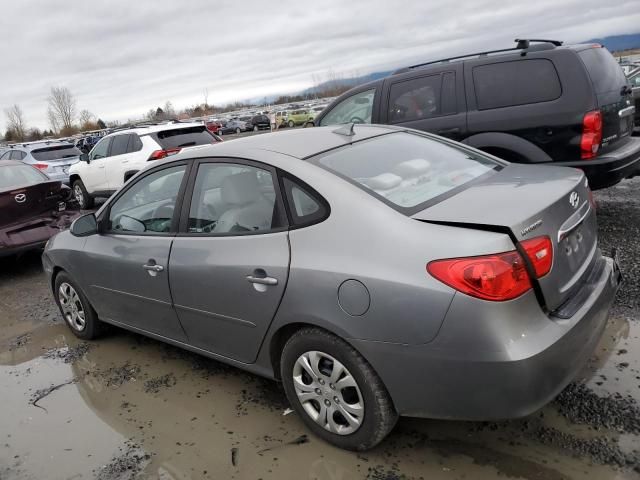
1, 0, 638, 132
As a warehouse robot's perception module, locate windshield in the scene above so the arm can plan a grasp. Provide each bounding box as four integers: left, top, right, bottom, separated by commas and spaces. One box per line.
312, 132, 500, 212
0, 164, 48, 189
31, 145, 82, 162
156, 126, 216, 149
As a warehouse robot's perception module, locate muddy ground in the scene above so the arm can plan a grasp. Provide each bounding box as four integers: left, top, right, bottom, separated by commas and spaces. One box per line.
1, 178, 639, 480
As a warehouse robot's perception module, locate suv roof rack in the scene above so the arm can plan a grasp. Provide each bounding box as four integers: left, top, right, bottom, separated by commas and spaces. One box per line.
393, 38, 564, 74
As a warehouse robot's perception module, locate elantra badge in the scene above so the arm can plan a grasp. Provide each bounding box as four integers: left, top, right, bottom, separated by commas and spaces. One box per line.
569, 191, 579, 208
14, 193, 26, 204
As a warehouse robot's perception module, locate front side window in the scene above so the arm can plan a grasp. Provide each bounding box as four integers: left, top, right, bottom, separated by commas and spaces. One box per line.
312, 132, 499, 212
0, 151, 10, 160
108, 165, 186, 234
187, 163, 277, 234
90, 137, 111, 160
388, 74, 443, 123
319, 89, 375, 126
473, 59, 562, 110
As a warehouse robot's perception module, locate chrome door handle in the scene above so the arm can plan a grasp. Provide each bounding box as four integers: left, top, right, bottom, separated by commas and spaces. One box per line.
143, 264, 164, 272
246, 275, 278, 286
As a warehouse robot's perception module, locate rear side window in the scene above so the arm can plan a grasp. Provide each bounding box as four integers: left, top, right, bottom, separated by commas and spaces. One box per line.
156, 126, 216, 149
128, 134, 143, 153
10, 151, 26, 160
579, 47, 628, 94
473, 59, 561, 110
282, 177, 328, 227
109, 135, 130, 157
312, 132, 499, 213
388, 74, 455, 123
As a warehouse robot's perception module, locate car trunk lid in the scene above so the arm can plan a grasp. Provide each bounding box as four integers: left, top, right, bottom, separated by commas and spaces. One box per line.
0, 180, 66, 228
412, 163, 597, 311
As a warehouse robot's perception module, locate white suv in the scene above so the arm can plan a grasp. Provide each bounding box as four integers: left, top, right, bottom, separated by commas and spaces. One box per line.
69, 122, 221, 208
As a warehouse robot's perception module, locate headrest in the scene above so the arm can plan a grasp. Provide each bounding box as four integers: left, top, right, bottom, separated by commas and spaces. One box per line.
221, 171, 260, 206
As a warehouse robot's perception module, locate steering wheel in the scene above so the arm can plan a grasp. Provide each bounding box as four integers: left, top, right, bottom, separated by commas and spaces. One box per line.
350, 116, 365, 124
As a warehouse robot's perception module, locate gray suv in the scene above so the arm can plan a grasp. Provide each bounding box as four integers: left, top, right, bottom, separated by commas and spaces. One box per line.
0, 140, 82, 185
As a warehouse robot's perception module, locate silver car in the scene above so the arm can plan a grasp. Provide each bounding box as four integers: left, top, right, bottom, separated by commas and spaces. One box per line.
42, 125, 620, 450
0, 140, 81, 184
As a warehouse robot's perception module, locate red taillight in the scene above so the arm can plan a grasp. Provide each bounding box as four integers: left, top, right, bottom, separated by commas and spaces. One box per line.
33, 163, 48, 170
520, 235, 553, 278
581, 110, 602, 160
148, 147, 181, 161
427, 251, 531, 301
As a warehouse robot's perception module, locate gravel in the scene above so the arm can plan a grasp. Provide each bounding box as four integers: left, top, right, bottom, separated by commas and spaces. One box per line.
143, 373, 177, 394
43, 342, 93, 364
94, 440, 151, 480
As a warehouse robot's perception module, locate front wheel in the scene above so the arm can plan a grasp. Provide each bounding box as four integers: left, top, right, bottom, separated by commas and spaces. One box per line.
253, 125, 259, 132
72, 179, 94, 209
236, 128, 241, 134
54, 272, 105, 340
280, 328, 397, 450
288, 120, 295, 128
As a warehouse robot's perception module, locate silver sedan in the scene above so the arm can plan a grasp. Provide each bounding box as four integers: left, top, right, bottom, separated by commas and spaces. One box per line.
42, 125, 620, 450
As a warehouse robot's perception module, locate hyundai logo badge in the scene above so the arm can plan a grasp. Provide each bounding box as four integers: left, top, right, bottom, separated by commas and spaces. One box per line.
569, 191, 579, 208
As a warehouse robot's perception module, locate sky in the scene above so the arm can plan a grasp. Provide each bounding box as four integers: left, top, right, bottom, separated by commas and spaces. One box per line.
1, 0, 639, 133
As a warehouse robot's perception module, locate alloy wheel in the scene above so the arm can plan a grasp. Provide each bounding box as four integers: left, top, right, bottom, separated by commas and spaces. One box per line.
292, 350, 364, 435
58, 282, 86, 331
73, 184, 85, 208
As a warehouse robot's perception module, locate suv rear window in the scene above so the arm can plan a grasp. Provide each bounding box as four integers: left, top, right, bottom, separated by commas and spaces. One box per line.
473, 59, 562, 110
579, 47, 628, 94
31, 145, 82, 162
311, 132, 500, 213
155, 126, 216, 149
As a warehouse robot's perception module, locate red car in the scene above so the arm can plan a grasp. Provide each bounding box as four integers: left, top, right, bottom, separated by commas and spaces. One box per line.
0, 160, 80, 257
205, 120, 222, 134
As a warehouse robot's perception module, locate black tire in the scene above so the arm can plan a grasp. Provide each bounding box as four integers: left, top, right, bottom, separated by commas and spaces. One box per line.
253, 125, 259, 132
288, 120, 295, 128
54, 272, 105, 340
280, 327, 397, 451
72, 179, 94, 209
235, 128, 241, 134
218, 130, 223, 136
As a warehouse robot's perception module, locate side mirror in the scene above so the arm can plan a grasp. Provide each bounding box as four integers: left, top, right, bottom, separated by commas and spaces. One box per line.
70, 213, 98, 237
80, 152, 90, 163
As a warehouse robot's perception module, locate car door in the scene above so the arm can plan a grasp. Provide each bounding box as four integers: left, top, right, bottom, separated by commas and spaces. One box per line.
379, 65, 466, 140
80, 163, 190, 341
169, 159, 290, 363
84, 136, 112, 192
105, 134, 143, 191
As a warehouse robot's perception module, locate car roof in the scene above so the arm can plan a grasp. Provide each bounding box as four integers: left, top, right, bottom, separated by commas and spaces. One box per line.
170, 124, 397, 161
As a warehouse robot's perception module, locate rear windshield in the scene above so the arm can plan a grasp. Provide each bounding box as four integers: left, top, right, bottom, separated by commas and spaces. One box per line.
0, 164, 48, 189
156, 126, 217, 149
311, 132, 500, 213
579, 47, 628, 94
31, 145, 82, 162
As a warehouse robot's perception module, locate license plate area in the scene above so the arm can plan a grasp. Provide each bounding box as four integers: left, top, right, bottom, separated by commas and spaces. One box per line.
561, 226, 587, 261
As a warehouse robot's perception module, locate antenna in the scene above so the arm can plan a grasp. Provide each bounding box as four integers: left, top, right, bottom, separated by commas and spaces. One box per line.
333, 123, 355, 137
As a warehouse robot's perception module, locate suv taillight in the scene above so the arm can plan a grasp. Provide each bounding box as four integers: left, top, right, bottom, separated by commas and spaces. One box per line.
427, 251, 531, 301
33, 163, 49, 170
148, 148, 181, 161
581, 110, 602, 160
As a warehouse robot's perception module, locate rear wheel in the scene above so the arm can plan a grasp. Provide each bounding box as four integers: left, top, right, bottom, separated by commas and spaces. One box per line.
72, 179, 94, 209
54, 272, 105, 340
288, 120, 295, 128
253, 125, 259, 132
236, 128, 241, 134
280, 328, 397, 450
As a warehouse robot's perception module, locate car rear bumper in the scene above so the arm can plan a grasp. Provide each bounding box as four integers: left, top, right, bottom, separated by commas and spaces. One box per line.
554, 136, 640, 189
0, 211, 80, 257
350, 255, 620, 420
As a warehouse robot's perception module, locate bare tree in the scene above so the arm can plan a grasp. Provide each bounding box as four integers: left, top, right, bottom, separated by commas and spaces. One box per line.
47, 107, 60, 134
203, 88, 209, 109
48, 86, 77, 130
79, 109, 95, 129
4, 104, 27, 141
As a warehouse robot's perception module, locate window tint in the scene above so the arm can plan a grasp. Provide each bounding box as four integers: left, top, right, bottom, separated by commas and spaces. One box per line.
10, 151, 26, 160
31, 145, 82, 162
0, 151, 10, 160
282, 177, 326, 226
187, 163, 277, 235
156, 126, 215, 149
127, 134, 143, 153
109, 134, 130, 157
90, 137, 111, 160
319, 89, 375, 126
388, 74, 442, 123
473, 59, 561, 110
0, 164, 47, 189
579, 48, 628, 94
312, 132, 499, 212
108, 166, 186, 234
